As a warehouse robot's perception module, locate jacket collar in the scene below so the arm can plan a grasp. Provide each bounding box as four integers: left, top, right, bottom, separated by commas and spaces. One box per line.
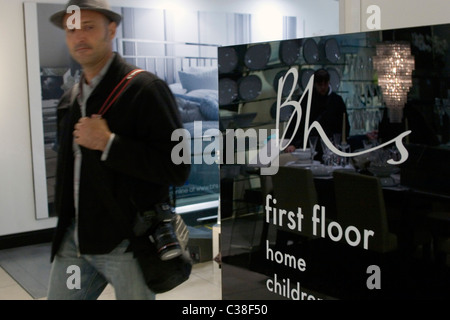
83, 53, 135, 116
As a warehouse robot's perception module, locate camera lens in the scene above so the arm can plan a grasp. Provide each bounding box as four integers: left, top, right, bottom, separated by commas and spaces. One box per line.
152, 222, 182, 261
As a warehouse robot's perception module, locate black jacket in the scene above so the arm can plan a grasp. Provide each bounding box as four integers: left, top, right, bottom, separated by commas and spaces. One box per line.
51, 54, 190, 260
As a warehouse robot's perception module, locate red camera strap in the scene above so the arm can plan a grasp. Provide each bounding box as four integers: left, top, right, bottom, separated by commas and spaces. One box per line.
97, 68, 145, 116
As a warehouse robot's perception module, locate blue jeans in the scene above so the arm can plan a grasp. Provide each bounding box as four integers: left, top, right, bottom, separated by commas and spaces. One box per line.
47, 223, 155, 300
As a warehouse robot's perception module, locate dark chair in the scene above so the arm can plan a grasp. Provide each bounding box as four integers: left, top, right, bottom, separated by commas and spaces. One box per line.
333, 170, 398, 253
427, 211, 450, 265
225, 166, 265, 257
271, 166, 320, 240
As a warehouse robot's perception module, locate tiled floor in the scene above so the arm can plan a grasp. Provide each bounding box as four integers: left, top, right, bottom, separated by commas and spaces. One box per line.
0, 261, 222, 300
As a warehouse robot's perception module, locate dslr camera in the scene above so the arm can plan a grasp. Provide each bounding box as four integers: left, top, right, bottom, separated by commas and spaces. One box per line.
133, 203, 185, 261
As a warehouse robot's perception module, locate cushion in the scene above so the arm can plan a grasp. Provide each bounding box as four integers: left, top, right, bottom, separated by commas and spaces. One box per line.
175, 96, 204, 123
169, 83, 187, 95
175, 93, 218, 121
178, 67, 218, 92
186, 89, 218, 101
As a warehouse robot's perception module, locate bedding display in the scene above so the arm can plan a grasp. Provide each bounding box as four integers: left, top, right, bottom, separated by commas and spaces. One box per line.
170, 66, 220, 204
39, 63, 221, 216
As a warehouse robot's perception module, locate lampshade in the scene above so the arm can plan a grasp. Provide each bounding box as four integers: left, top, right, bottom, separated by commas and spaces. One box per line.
373, 42, 415, 123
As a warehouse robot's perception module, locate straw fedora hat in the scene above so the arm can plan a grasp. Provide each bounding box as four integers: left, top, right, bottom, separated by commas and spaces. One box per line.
50, 0, 122, 29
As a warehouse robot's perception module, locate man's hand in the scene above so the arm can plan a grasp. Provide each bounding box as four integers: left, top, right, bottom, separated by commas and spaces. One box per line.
73, 115, 112, 151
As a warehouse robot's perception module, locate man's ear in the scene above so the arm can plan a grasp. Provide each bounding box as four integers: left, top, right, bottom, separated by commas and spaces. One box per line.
108, 21, 117, 40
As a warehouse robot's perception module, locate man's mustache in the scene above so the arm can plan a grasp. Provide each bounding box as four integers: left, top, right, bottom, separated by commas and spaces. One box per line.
74, 43, 92, 51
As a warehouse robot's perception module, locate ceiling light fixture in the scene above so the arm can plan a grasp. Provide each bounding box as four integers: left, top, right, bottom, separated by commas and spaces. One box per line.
373, 41, 415, 123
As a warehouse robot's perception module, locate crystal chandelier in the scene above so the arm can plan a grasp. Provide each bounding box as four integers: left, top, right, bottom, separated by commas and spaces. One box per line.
373, 42, 415, 123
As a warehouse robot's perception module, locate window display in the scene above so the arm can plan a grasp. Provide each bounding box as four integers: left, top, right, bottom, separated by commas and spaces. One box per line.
219, 23, 450, 299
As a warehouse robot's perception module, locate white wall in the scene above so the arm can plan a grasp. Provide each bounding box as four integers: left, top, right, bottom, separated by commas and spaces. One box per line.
361, 0, 450, 31
0, 0, 58, 236
340, 0, 450, 33
0, 0, 339, 237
